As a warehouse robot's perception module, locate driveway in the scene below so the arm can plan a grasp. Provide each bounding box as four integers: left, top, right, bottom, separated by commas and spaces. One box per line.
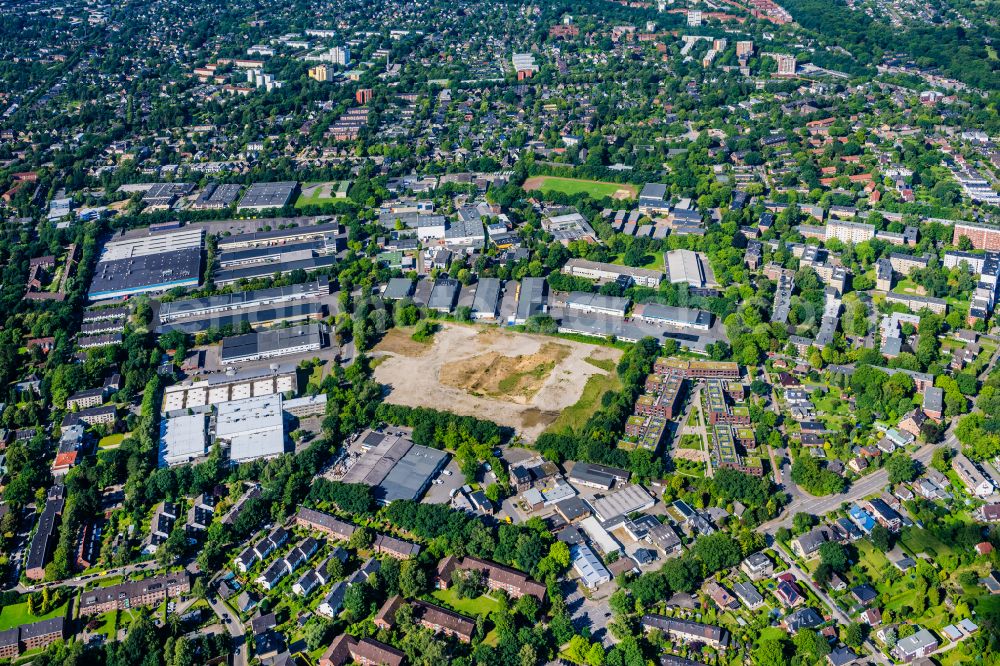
562, 581, 613, 645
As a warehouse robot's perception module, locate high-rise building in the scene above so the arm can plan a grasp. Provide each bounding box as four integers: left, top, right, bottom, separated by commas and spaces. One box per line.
327, 46, 350, 66
355, 88, 373, 105
776, 54, 796, 77
736, 41, 754, 58
309, 65, 330, 82
687, 9, 702, 26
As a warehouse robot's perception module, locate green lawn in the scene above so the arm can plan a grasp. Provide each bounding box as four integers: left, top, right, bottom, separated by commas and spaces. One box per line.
523, 175, 637, 200
431, 588, 502, 616
758, 627, 788, 642
856, 540, 890, 575
497, 362, 555, 394
900, 528, 952, 559
85, 611, 118, 640
98, 433, 125, 449
0, 601, 68, 632
547, 366, 622, 434
811, 387, 849, 416
294, 181, 350, 208
678, 435, 703, 450
584, 356, 616, 373
609, 252, 665, 272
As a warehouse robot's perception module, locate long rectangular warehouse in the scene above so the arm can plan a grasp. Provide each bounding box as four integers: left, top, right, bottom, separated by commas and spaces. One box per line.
214, 255, 337, 286
158, 278, 329, 322
214, 255, 337, 287
220, 323, 326, 364
156, 301, 326, 335
217, 221, 342, 250
219, 238, 336, 268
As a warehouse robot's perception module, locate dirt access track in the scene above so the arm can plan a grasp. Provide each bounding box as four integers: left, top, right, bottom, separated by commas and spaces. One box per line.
372, 324, 622, 441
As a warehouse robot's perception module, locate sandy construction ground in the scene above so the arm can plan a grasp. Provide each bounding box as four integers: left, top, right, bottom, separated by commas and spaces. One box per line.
373, 324, 622, 441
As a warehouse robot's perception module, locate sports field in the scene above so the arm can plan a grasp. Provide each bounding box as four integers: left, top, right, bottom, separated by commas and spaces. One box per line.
522, 176, 638, 200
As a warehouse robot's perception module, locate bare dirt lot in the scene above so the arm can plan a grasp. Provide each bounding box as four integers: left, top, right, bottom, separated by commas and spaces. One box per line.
372, 324, 622, 441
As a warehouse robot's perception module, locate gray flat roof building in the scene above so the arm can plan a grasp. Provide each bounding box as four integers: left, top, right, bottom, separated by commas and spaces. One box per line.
428, 279, 460, 312
217, 221, 342, 250
159, 278, 329, 322
237, 182, 298, 211
566, 292, 630, 317
383, 278, 415, 300
157, 302, 325, 335
214, 255, 337, 286
191, 183, 243, 209
471, 278, 502, 320
378, 445, 449, 504
633, 303, 712, 330
220, 324, 325, 364
514, 277, 547, 324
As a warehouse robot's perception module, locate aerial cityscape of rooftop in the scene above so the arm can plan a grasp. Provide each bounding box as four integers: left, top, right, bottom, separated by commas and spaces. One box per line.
0, 0, 999, 665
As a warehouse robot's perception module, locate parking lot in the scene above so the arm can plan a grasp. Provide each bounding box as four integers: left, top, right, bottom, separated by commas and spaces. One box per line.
422, 457, 465, 504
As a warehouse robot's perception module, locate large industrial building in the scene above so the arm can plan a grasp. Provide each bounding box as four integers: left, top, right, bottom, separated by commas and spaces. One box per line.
220, 323, 326, 364
513, 277, 547, 324
219, 238, 338, 269
217, 221, 342, 251
341, 430, 448, 504
561, 258, 663, 288
665, 249, 707, 288
215, 394, 287, 463
159, 413, 209, 466
88, 229, 203, 300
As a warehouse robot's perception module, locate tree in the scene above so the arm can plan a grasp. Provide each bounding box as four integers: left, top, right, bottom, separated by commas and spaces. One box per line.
304, 618, 333, 651
793, 512, 816, 534
818, 541, 849, 573
692, 533, 742, 572
349, 525, 373, 550
342, 583, 369, 620
515, 593, 540, 622
753, 639, 788, 666
548, 541, 571, 569
886, 453, 918, 484
844, 622, 865, 648
565, 636, 591, 664
399, 560, 427, 598
870, 524, 892, 552
586, 643, 606, 666
793, 629, 831, 660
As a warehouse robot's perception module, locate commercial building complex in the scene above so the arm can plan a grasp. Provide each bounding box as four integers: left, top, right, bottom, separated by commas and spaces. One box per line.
562, 258, 663, 288
158, 302, 325, 335
162, 365, 297, 412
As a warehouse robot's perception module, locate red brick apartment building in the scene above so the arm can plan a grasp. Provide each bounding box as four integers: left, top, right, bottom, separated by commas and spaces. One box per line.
79, 573, 190, 615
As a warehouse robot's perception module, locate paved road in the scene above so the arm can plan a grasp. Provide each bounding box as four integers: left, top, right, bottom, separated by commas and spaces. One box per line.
14, 560, 159, 593
760, 441, 938, 533
207, 585, 247, 666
